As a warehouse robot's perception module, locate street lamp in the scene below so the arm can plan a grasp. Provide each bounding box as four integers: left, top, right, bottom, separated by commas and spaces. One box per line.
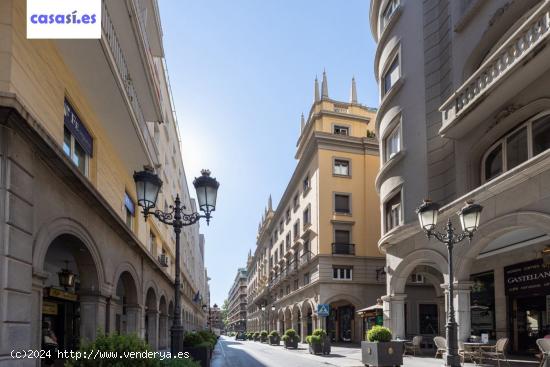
416, 200, 483, 367
134, 168, 219, 355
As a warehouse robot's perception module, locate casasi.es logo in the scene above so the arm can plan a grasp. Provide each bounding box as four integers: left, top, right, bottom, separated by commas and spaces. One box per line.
27, 0, 101, 39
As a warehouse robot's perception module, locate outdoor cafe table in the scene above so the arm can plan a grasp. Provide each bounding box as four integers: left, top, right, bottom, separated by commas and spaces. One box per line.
462, 342, 494, 365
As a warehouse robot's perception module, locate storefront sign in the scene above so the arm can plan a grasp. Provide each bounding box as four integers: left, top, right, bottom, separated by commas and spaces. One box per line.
42, 301, 58, 315
49, 288, 78, 301
504, 259, 550, 295
64, 99, 93, 156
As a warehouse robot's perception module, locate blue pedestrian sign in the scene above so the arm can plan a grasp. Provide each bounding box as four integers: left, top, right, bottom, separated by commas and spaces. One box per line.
317, 304, 330, 317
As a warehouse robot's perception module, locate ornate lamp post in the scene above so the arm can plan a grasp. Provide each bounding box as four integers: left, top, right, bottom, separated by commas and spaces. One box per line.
416, 200, 482, 367
134, 168, 219, 355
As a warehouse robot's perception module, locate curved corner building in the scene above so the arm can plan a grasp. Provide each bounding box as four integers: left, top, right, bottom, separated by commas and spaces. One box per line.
370, 0, 550, 353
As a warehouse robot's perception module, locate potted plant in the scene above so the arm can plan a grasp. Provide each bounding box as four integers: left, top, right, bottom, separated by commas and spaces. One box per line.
306, 329, 330, 355
268, 330, 280, 345
253, 332, 260, 341
260, 330, 268, 343
282, 328, 299, 349
361, 326, 403, 367
181, 332, 212, 367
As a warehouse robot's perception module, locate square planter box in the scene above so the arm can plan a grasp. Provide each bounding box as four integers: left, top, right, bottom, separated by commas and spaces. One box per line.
308, 338, 331, 355
269, 336, 280, 345
284, 338, 298, 349
182, 346, 211, 367
260, 336, 268, 343
361, 341, 403, 367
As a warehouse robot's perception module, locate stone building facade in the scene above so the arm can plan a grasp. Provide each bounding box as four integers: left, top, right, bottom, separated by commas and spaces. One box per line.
246, 75, 385, 343
0, 1, 208, 365
226, 268, 248, 332
370, 0, 550, 354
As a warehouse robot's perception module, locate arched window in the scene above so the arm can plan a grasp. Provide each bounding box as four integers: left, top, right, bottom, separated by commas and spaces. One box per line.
482, 112, 550, 182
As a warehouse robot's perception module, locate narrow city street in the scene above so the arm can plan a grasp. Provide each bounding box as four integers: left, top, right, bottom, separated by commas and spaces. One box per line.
211, 336, 540, 367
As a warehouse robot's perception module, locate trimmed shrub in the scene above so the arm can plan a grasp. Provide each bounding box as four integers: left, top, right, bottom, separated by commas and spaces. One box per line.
65, 333, 159, 367
312, 329, 327, 338
284, 329, 297, 338
306, 335, 322, 345
260, 330, 268, 338
269, 331, 279, 337
366, 326, 392, 342
183, 332, 204, 347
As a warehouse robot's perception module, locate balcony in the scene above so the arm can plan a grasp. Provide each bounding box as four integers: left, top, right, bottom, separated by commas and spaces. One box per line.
439, 1, 550, 138
332, 243, 355, 255
299, 252, 312, 268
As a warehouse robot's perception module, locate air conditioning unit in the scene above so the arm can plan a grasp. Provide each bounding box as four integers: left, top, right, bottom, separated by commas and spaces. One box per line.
158, 253, 169, 268
410, 273, 424, 284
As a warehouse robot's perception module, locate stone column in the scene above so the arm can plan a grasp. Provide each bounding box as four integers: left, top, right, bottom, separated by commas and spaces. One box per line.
300, 316, 307, 343
146, 310, 159, 350
159, 314, 168, 349
125, 304, 141, 335
80, 294, 108, 343
109, 296, 122, 334
454, 282, 472, 342
382, 294, 406, 338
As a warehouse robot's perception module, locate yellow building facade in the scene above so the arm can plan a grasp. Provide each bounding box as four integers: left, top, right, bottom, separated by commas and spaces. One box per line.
247, 74, 385, 344
0, 1, 208, 364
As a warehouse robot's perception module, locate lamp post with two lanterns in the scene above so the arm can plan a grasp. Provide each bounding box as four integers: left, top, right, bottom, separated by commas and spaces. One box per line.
416, 200, 482, 367
261, 303, 276, 332
133, 168, 219, 356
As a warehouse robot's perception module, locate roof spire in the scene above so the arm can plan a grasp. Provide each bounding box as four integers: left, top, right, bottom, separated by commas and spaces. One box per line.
321, 69, 329, 99
268, 195, 272, 211
350, 76, 357, 104
300, 113, 305, 131
314, 76, 320, 102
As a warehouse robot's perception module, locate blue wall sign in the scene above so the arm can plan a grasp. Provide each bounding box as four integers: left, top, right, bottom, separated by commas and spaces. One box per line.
64, 99, 93, 156
317, 304, 330, 317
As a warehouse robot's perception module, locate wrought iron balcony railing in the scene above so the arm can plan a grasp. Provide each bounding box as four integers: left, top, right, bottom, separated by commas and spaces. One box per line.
332, 243, 355, 255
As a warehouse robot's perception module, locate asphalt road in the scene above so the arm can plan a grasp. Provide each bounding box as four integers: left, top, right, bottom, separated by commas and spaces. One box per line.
211, 336, 351, 367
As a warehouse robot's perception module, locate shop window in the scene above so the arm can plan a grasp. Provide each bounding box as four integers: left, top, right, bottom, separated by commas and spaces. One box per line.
419, 304, 438, 335
470, 271, 496, 338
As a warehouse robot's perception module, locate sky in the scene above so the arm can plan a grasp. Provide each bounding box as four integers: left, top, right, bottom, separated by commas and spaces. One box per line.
159, 0, 378, 307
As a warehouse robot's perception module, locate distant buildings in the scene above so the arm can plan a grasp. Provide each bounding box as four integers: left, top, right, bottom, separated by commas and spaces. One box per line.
245, 74, 385, 343
209, 304, 225, 332
226, 268, 248, 332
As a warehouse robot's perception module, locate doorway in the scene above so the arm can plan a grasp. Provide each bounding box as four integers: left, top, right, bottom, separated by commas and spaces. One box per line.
511, 295, 548, 353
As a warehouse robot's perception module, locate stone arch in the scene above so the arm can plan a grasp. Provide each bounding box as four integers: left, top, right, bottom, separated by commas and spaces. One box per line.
145, 287, 158, 349
390, 248, 449, 294
323, 293, 363, 309
158, 296, 168, 349
114, 270, 140, 335
455, 211, 550, 280
113, 262, 141, 305
33, 216, 106, 290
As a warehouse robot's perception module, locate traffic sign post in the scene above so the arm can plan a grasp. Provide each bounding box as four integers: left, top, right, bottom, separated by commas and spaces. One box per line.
317, 304, 330, 317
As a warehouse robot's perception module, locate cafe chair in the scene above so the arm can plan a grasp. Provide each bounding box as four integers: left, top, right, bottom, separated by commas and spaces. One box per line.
434, 336, 446, 359
404, 336, 423, 356
537, 338, 550, 367
480, 337, 509, 367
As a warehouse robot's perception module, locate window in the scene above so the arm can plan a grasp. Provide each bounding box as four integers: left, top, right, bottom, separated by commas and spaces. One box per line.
293, 193, 299, 210
63, 100, 92, 176
303, 174, 311, 192
333, 125, 349, 136
293, 279, 299, 290
382, 0, 398, 29
333, 266, 352, 280
293, 220, 300, 240
385, 191, 402, 232
419, 304, 439, 335
285, 233, 291, 251
333, 159, 350, 176
124, 192, 135, 230
303, 272, 310, 285
279, 220, 284, 234
149, 231, 156, 253
383, 55, 399, 96
384, 124, 401, 161
273, 231, 278, 242
335, 229, 351, 244
482, 113, 550, 182
335, 194, 351, 214
285, 285, 290, 295
303, 206, 311, 228
285, 208, 291, 224
303, 240, 310, 253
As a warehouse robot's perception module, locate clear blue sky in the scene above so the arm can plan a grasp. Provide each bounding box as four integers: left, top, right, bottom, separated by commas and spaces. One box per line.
159, 1, 378, 307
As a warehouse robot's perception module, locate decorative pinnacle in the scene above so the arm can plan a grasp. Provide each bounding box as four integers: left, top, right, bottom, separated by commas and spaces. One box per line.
201, 169, 211, 176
